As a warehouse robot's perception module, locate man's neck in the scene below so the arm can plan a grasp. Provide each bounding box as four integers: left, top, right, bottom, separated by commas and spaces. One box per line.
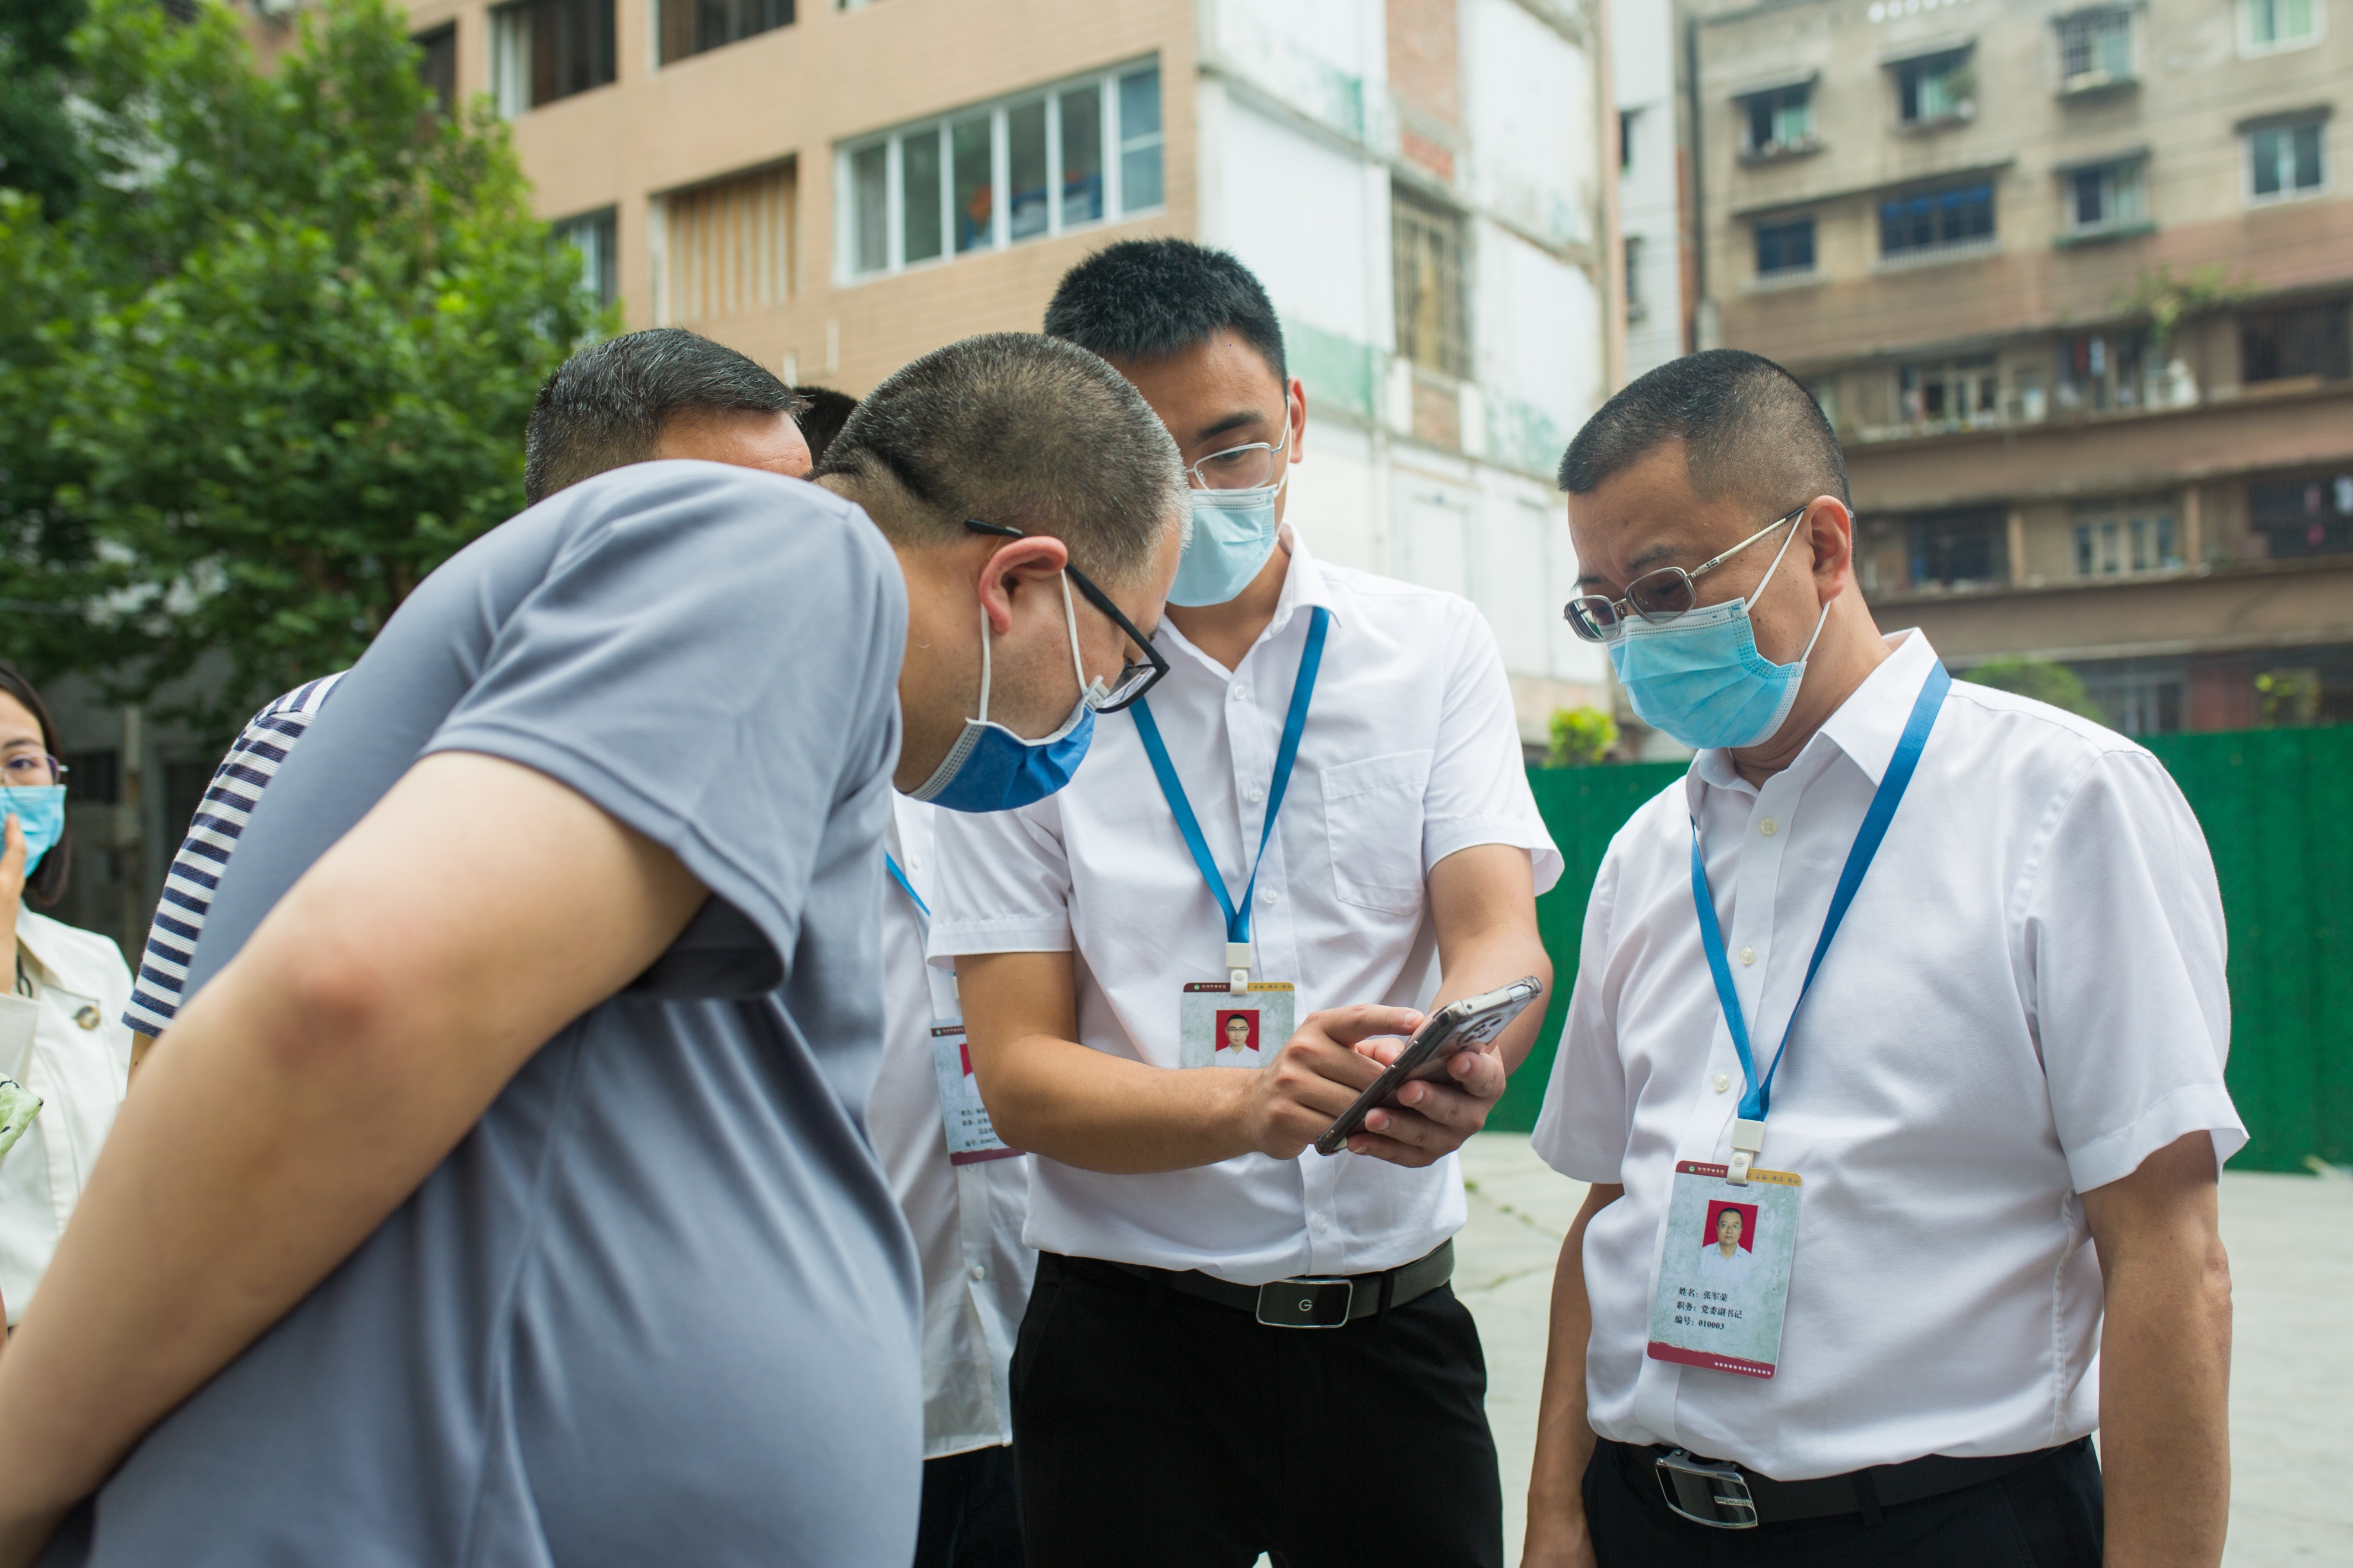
1164, 539, 1291, 673
1726, 601, 1891, 787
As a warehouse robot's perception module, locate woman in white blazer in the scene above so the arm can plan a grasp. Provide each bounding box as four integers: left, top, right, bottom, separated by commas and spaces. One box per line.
0, 664, 134, 1327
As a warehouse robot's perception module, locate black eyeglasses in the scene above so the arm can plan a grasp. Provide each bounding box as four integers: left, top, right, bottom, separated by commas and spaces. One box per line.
963, 520, 1170, 712
1562, 504, 1808, 644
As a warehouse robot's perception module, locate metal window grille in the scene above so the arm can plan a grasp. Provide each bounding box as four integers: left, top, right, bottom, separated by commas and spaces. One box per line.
665, 164, 795, 323
2057, 9, 2133, 82
1907, 507, 2008, 588
1755, 217, 1815, 276
2241, 300, 2352, 383
2251, 473, 2353, 558
659, 0, 793, 65
1392, 190, 1469, 380
1880, 182, 1995, 257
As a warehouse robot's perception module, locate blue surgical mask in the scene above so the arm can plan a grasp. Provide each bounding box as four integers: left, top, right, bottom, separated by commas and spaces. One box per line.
1170, 472, 1288, 607
0, 785, 65, 873
910, 579, 1099, 813
1606, 520, 1831, 752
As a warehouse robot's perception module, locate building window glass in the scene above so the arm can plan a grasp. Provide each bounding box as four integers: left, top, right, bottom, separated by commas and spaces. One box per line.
2240, 299, 2352, 383
659, 0, 793, 66
1620, 109, 1636, 173
840, 62, 1161, 280
1393, 187, 1470, 379
2066, 158, 2146, 232
492, 0, 615, 116
2247, 120, 2327, 201
2250, 473, 2353, 557
2072, 498, 2181, 578
1754, 217, 1815, 278
1624, 234, 1646, 320
2079, 662, 2186, 734
1740, 85, 1814, 157
2057, 8, 2133, 87
553, 207, 618, 309
414, 24, 458, 116
1896, 51, 1972, 123
1879, 182, 1995, 259
1898, 357, 1996, 428
2241, 0, 2323, 53
1909, 508, 2008, 590
663, 163, 795, 323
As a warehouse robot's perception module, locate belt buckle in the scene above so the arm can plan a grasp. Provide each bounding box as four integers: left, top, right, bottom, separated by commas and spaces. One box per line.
1254, 1277, 1354, 1328
1654, 1449, 1759, 1530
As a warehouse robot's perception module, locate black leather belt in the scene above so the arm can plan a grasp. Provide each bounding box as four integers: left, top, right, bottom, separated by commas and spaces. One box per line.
1621, 1436, 2082, 1529
1065, 1239, 1455, 1328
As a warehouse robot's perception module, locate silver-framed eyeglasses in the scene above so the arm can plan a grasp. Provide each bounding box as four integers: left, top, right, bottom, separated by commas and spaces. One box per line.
0, 753, 66, 788
1186, 411, 1292, 491
1562, 505, 1808, 645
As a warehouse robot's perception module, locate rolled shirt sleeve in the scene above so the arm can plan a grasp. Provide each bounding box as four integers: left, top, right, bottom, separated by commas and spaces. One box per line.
2026, 748, 2243, 1191
1530, 828, 1636, 1184
928, 800, 1077, 961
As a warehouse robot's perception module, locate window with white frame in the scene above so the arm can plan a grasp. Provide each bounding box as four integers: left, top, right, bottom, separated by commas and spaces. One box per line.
1898, 355, 1997, 428
2241, 0, 2324, 54
2055, 8, 2133, 90
491, 0, 615, 117
2247, 117, 2327, 202
1895, 50, 1973, 123
839, 62, 1160, 281
2072, 497, 2181, 578
552, 207, 618, 309
1754, 216, 1816, 279
1739, 84, 1815, 158
2065, 157, 2146, 233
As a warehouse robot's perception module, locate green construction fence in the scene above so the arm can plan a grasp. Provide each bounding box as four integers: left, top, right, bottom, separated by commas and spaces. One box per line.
1494, 727, 2353, 1173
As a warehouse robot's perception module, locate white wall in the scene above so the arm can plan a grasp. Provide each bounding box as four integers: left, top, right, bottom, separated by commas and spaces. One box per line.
1463, 0, 1596, 250
1614, 0, 1685, 378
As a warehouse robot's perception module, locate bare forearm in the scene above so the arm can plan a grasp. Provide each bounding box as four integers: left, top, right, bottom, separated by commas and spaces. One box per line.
1426, 844, 1551, 1071
1525, 1182, 1618, 1566
2098, 1239, 2232, 1566
1429, 923, 1553, 1073
977, 1028, 1259, 1173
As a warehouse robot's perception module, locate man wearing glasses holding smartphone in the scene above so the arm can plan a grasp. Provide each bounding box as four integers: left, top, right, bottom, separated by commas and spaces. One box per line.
1522, 350, 2238, 1568
931, 240, 1560, 1568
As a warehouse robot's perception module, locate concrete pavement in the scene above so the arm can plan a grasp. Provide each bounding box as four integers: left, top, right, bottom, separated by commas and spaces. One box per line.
1451, 1132, 2351, 1566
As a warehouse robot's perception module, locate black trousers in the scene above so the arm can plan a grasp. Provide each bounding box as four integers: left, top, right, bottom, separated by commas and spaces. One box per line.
913, 1444, 1025, 1568
1583, 1435, 2105, 1567
1011, 1252, 1503, 1568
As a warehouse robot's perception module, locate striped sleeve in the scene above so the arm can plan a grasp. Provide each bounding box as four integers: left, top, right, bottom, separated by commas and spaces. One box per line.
122, 673, 347, 1036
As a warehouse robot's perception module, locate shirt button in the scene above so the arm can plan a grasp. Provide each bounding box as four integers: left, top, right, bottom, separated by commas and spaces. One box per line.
1758, 818, 1779, 837
1713, 1073, 1732, 1093
1312, 1213, 1330, 1233
970, 1264, 987, 1282
1260, 886, 1277, 906
1739, 946, 1755, 966
1247, 784, 1265, 803
1232, 685, 1249, 700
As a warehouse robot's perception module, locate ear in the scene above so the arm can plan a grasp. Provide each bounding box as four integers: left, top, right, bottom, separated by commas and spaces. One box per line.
1285, 377, 1308, 465
974, 535, 1071, 636
1802, 497, 1856, 603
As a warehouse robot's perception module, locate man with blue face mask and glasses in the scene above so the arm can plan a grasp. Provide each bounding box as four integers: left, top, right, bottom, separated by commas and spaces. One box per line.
0, 333, 1187, 1568
931, 239, 1561, 1567
1522, 351, 2238, 1568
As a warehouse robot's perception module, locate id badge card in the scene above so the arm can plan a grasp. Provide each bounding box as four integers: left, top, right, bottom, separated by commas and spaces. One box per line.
1646, 1160, 1803, 1379
931, 1023, 1020, 1165
1178, 981, 1296, 1069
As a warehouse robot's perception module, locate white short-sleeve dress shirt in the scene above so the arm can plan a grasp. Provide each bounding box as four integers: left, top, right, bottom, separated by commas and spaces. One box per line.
929, 530, 1563, 1286
868, 796, 1035, 1458
1532, 629, 2243, 1481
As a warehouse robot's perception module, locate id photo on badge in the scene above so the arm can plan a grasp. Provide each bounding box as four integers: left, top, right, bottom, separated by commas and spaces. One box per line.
1179, 982, 1294, 1068
1647, 1161, 1802, 1379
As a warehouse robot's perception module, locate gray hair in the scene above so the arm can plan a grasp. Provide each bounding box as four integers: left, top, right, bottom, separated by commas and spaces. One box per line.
814, 332, 1186, 586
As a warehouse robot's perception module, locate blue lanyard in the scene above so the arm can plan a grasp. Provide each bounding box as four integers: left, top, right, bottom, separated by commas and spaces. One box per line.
885, 852, 929, 939
1131, 606, 1329, 951
1692, 663, 1950, 1122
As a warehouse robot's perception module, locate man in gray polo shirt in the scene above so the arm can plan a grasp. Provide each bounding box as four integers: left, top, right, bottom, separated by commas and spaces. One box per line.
0, 334, 1185, 1568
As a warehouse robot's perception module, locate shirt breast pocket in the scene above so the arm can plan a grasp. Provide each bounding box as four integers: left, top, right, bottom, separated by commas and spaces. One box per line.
1321, 750, 1433, 915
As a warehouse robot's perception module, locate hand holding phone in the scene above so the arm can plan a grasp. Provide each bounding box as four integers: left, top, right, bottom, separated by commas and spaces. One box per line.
1312, 977, 1543, 1157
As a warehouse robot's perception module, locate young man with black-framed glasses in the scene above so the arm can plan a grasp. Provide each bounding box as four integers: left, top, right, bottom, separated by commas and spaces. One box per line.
929, 239, 1560, 1567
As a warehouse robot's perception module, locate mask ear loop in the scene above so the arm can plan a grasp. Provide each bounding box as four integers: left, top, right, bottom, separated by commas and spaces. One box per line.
1749, 506, 1838, 664
1059, 574, 1109, 710
975, 600, 995, 725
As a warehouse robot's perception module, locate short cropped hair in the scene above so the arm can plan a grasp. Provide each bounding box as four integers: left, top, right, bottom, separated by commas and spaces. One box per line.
1557, 349, 1849, 512
1044, 238, 1288, 384
814, 333, 1185, 587
789, 385, 859, 466
524, 328, 802, 505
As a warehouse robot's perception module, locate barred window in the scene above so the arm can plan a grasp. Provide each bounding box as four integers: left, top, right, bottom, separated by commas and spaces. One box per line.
1392, 188, 1469, 380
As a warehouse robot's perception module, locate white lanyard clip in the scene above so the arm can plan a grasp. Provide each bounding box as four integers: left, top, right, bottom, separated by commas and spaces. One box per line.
1226, 941, 1252, 995
1727, 1118, 1766, 1187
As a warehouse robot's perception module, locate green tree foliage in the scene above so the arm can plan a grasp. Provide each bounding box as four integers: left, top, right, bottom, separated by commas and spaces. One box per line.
1965, 656, 2109, 722
0, 0, 88, 218
1545, 704, 1620, 768
0, 0, 607, 729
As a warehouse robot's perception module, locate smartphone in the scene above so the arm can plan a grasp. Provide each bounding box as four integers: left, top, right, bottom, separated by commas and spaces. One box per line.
1312, 977, 1545, 1157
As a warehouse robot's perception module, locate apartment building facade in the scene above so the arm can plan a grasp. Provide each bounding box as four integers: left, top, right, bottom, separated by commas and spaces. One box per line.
1615, 0, 1692, 377
342, 0, 1618, 739
1688, 0, 2353, 731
